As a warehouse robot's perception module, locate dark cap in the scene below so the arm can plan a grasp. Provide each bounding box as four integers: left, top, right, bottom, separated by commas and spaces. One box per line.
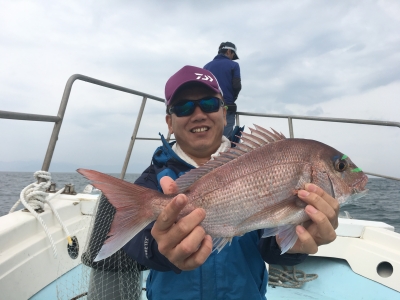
219, 42, 239, 60
165, 65, 223, 106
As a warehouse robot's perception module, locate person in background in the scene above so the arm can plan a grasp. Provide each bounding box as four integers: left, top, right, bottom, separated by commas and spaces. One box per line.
204, 41, 241, 139
122, 65, 340, 300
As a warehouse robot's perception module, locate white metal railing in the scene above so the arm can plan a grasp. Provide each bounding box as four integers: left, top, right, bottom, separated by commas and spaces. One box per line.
234, 113, 400, 181
1, 74, 399, 181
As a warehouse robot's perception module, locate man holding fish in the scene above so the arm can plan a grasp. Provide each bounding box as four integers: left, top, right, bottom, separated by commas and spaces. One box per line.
79, 65, 368, 299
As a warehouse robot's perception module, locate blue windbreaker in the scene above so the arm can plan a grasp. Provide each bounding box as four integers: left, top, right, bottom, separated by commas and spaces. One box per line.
123, 135, 307, 300
204, 54, 241, 105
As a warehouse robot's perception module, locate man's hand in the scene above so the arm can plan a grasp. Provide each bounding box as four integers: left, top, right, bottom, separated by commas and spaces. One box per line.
281, 183, 339, 254
151, 176, 213, 270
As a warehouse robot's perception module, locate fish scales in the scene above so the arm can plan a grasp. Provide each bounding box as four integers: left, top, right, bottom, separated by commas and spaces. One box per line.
183, 141, 315, 237
77, 125, 368, 260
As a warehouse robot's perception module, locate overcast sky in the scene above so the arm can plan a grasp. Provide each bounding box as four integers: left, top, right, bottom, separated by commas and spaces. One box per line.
1, 0, 399, 179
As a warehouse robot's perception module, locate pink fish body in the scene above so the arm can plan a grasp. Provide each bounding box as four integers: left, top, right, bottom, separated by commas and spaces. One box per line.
78, 125, 368, 261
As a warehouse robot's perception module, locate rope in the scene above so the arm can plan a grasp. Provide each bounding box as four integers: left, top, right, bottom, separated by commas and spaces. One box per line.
268, 265, 318, 288
8, 171, 73, 258
8, 171, 50, 213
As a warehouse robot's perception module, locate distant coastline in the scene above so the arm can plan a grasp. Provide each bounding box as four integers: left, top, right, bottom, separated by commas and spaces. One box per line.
0, 161, 144, 174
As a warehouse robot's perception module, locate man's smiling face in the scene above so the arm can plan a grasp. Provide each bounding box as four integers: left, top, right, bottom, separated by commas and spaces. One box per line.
166, 83, 227, 165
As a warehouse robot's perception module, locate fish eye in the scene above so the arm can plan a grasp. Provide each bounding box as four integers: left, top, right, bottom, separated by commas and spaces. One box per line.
334, 159, 348, 172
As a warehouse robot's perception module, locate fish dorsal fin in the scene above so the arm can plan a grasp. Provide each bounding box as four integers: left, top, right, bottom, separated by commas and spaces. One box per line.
175, 125, 286, 193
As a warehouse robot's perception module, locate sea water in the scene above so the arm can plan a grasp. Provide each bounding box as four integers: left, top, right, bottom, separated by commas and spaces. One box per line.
0, 172, 399, 233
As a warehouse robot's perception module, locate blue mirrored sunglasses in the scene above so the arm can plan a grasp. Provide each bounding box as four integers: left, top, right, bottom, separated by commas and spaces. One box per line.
169, 97, 225, 117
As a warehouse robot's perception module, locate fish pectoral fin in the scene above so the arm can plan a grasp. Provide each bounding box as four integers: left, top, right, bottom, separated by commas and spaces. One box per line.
312, 169, 335, 200
262, 224, 298, 254
295, 172, 312, 190
212, 237, 233, 253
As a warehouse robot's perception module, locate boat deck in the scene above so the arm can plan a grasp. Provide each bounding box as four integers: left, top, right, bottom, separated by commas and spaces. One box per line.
268, 256, 400, 300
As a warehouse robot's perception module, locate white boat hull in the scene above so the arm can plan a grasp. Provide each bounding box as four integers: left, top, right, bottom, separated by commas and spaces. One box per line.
1, 191, 400, 300
0, 193, 97, 300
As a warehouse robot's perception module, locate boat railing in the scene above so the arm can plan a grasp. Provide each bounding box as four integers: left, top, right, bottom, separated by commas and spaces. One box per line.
0, 74, 166, 179
235, 113, 400, 181
1, 74, 399, 181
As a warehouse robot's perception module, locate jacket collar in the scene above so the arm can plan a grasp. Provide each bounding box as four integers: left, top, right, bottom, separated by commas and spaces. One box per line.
152, 134, 194, 169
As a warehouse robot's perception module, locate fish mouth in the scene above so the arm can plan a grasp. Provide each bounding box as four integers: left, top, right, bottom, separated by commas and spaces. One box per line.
338, 174, 369, 206
351, 174, 369, 193
345, 174, 369, 204
191, 126, 210, 133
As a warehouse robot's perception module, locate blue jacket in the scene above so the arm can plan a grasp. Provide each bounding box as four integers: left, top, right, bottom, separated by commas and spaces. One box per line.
204, 54, 241, 105
123, 136, 307, 300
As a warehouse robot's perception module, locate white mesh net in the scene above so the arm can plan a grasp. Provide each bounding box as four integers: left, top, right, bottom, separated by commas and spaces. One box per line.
56, 194, 143, 300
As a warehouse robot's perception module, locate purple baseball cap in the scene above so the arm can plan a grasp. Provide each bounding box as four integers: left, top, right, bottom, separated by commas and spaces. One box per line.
165, 65, 223, 106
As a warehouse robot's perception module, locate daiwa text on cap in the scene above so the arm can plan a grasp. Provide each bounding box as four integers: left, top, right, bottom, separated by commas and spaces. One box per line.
165, 65, 223, 106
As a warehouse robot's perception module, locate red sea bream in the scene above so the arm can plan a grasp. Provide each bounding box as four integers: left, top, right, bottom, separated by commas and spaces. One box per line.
78, 125, 368, 261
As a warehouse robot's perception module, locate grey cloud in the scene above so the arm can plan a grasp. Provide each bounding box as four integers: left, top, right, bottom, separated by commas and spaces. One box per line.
306, 106, 324, 116
1, 0, 400, 174
346, 43, 366, 53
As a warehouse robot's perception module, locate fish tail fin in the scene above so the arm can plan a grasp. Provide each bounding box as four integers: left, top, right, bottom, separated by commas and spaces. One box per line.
77, 169, 160, 261
262, 225, 298, 254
